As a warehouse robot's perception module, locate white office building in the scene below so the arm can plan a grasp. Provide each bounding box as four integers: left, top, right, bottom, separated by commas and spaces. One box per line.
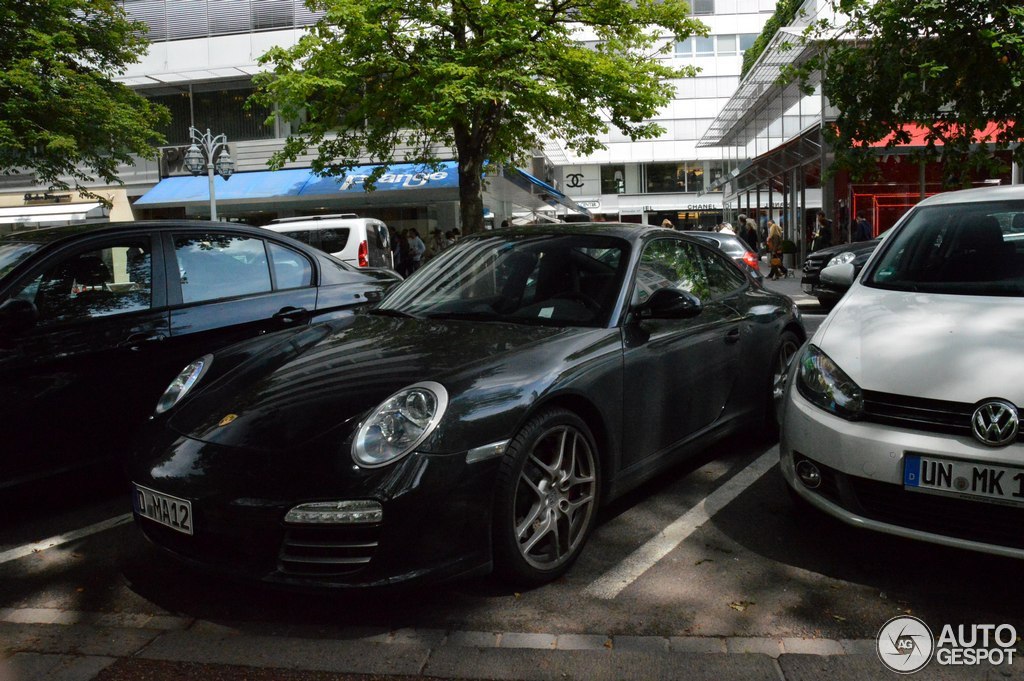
0, 0, 777, 232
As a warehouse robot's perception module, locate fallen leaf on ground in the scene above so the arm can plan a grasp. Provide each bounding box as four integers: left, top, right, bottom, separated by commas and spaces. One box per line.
729, 601, 754, 612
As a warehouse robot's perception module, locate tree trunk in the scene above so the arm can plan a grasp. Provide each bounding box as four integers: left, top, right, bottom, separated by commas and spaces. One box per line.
458, 154, 485, 234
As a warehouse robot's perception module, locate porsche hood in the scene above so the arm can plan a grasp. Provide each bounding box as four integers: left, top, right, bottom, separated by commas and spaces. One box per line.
164, 314, 578, 451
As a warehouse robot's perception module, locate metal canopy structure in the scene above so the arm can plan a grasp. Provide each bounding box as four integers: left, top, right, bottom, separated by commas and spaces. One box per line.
730, 125, 822, 192
698, 27, 820, 150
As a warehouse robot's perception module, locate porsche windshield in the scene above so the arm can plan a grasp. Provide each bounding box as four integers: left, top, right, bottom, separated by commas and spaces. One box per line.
865, 201, 1024, 296
377, 233, 631, 327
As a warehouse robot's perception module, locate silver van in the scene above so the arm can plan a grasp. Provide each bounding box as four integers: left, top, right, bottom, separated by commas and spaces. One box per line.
263, 214, 393, 269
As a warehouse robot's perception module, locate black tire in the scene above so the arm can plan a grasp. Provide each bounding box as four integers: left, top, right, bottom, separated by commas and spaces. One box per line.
764, 330, 802, 436
492, 408, 601, 586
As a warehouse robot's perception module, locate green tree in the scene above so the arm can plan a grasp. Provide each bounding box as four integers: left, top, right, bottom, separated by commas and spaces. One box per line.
789, 0, 1024, 183
253, 0, 706, 233
0, 0, 168, 199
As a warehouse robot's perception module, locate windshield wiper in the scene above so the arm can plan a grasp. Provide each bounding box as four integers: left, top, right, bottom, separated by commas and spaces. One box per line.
364, 308, 421, 319
424, 311, 501, 322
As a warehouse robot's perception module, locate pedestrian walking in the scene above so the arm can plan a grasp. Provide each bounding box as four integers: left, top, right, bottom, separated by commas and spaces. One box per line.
852, 211, 873, 242
767, 220, 787, 280
407, 228, 426, 272
811, 211, 833, 252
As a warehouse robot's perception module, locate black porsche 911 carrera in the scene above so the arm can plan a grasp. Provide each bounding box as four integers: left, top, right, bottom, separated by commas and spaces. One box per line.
128, 223, 804, 588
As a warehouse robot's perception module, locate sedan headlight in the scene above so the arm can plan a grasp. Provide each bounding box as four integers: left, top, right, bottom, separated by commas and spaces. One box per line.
826, 251, 857, 267
352, 381, 449, 468
796, 345, 864, 419
155, 354, 212, 415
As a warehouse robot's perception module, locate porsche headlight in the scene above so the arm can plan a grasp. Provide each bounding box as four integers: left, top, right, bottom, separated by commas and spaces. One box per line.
352, 381, 449, 468
826, 251, 857, 267
796, 345, 864, 419
155, 354, 212, 415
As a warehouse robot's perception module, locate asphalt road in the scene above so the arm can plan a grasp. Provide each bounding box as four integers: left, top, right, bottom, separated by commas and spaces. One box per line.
2, 286, 1020, 680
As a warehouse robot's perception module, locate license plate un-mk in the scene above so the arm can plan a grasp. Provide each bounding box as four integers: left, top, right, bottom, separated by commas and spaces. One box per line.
904, 454, 1024, 507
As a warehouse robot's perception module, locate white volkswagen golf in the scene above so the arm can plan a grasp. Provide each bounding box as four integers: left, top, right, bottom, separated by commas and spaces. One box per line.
781, 185, 1024, 558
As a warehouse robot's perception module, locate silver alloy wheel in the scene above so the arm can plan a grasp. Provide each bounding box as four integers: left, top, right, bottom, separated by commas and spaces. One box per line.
773, 335, 801, 408
513, 425, 597, 570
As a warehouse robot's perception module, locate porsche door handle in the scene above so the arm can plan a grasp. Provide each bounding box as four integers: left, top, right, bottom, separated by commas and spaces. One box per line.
724, 328, 741, 344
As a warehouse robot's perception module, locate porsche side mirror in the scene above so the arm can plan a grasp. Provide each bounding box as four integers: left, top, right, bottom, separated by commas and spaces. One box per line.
0, 298, 37, 334
634, 288, 703, 320
820, 262, 856, 288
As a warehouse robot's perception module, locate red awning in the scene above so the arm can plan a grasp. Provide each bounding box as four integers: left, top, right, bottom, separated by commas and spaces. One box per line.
867, 122, 1012, 148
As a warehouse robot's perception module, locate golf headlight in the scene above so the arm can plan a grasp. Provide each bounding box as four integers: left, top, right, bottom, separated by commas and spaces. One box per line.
826, 251, 857, 267
796, 345, 864, 419
155, 354, 212, 415
352, 381, 449, 468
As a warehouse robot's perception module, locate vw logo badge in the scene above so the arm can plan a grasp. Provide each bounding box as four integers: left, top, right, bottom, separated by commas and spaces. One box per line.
971, 399, 1019, 447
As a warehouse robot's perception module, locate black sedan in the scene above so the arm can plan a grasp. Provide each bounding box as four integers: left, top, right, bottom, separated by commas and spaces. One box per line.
128, 224, 804, 588
0, 222, 398, 491
800, 238, 881, 308
682, 230, 764, 285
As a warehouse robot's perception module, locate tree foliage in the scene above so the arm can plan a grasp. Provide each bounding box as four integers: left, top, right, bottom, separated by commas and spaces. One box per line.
741, 0, 802, 78
0, 0, 168, 197
791, 0, 1024, 183
253, 0, 706, 232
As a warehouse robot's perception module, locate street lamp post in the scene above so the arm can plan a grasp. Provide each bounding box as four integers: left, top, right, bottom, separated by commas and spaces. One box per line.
183, 127, 235, 221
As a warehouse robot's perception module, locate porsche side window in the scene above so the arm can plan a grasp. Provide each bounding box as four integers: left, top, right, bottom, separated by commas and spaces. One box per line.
696, 245, 747, 297
633, 239, 706, 305
174, 234, 271, 304
15, 239, 152, 325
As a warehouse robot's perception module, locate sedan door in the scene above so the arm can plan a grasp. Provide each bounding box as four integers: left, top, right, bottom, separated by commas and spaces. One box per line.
620, 237, 744, 469
0, 235, 170, 486
163, 231, 318, 371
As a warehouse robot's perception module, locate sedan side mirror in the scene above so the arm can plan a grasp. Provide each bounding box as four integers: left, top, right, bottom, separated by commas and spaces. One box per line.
0, 298, 38, 334
634, 288, 703, 320
820, 262, 856, 288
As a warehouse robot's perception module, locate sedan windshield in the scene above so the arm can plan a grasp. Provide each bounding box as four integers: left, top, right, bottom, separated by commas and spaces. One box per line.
376, 233, 630, 327
0, 242, 40, 279
865, 200, 1024, 296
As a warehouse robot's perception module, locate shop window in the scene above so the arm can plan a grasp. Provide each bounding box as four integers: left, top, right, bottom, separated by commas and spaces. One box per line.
685, 163, 705, 193
601, 166, 626, 194
646, 163, 686, 193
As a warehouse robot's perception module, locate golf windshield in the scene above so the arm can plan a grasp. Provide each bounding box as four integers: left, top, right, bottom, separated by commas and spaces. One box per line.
865, 201, 1024, 296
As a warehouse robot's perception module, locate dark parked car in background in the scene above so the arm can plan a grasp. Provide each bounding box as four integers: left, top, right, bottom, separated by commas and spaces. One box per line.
0, 221, 399, 491
800, 237, 881, 308
683, 231, 764, 285
129, 224, 804, 589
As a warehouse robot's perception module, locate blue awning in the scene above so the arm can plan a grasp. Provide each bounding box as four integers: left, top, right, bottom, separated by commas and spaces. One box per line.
134, 162, 460, 207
